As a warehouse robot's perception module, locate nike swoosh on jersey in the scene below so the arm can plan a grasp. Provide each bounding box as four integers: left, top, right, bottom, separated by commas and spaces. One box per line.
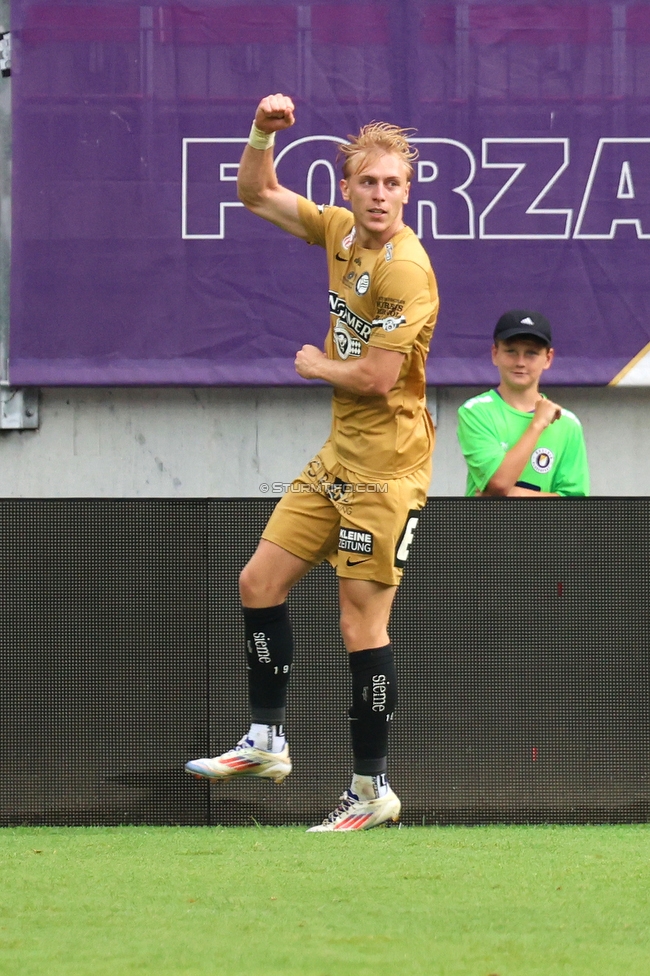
335, 253, 347, 261
346, 556, 371, 567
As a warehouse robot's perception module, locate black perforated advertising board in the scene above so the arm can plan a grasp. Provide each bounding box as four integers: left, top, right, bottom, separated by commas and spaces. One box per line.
0, 499, 647, 826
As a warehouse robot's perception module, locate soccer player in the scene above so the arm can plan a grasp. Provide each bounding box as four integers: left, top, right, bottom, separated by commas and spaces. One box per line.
457, 310, 589, 497
185, 93, 439, 830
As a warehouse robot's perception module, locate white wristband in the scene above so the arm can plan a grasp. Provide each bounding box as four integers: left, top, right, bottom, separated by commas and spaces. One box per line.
248, 122, 276, 151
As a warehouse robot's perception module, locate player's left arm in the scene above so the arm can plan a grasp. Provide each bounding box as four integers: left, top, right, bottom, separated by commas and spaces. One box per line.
294, 344, 404, 396
294, 258, 434, 395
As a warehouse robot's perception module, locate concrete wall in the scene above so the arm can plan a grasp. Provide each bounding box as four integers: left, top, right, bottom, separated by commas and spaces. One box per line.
0, 384, 647, 497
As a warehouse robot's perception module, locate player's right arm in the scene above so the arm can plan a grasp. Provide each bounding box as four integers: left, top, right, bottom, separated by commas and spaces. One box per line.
237, 93, 310, 241
483, 398, 561, 497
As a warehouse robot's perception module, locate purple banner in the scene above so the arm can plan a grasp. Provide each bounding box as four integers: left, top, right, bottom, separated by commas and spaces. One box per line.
10, 1, 650, 386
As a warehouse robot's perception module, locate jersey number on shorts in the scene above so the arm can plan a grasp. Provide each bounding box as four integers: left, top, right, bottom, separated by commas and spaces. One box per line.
394, 510, 421, 568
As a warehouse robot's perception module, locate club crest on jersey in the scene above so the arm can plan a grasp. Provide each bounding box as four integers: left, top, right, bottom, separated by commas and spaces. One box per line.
373, 314, 406, 333
334, 322, 361, 359
355, 272, 370, 296
531, 447, 554, 474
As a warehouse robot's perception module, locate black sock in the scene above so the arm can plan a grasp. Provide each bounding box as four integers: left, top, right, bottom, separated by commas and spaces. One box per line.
243, 603, 293, 725
348, 644, 397, 776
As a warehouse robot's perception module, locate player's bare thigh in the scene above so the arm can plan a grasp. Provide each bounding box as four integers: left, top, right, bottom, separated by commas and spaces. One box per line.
338, 577, 397, 653
239, 539, 312, 608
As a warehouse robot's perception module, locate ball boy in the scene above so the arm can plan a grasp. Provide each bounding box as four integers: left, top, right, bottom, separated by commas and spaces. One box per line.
457, 310, 589, 497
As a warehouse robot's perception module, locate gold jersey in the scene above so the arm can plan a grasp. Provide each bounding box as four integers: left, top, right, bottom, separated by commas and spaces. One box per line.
297, 197, 439, 480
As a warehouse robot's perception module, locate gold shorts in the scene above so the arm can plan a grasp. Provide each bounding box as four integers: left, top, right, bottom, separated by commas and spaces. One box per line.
262, 441, 431, 587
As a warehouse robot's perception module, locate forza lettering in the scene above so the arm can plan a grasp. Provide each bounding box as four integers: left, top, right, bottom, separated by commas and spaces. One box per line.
184, 135, 650, 241
479, 139, 572, 239
573, 139, 650, 239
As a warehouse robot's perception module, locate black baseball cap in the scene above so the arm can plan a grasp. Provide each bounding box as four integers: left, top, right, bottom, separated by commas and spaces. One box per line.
493, 309, 552, 346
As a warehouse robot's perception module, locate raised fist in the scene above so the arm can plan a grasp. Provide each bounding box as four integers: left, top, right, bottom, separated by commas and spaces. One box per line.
533, 397, 562, 429
254, 93, 296, 133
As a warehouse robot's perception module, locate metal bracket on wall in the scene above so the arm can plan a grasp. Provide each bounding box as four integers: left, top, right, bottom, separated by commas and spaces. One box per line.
0, 388, 39, 429
0, 31, 10, 77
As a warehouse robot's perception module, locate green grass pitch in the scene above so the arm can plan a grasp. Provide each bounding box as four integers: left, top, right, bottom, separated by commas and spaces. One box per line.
1, 825, 649, 976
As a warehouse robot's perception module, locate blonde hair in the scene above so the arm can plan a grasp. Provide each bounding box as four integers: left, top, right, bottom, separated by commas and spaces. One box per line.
338, 122, 418, 181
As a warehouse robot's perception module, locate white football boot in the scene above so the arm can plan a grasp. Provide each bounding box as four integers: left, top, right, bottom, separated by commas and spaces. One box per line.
185, 738, 291, 784
307, 786, 401, 831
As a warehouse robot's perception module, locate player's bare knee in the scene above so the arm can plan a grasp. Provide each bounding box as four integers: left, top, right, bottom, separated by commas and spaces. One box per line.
340, 608, 378, 651
239, 563, 267, 605
239, 562, 289, 606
